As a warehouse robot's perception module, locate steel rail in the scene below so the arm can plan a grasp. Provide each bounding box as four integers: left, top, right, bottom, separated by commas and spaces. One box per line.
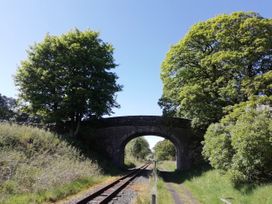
76, 163, 150, 204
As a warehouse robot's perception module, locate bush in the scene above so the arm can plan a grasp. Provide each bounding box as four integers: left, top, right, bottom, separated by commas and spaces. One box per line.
202, 102, 272, 184
202, 123, 233, 171
230, 109, 272, 183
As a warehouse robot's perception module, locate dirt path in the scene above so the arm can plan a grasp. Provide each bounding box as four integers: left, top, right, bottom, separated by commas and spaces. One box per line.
166, 183, 184, 204
160, 171, 200, 204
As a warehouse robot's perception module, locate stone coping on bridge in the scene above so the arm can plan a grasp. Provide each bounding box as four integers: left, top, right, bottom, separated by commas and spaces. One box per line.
83, 115, 191, 128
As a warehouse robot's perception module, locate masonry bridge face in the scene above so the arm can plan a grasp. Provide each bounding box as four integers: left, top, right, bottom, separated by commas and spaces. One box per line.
85, 116, 193, 170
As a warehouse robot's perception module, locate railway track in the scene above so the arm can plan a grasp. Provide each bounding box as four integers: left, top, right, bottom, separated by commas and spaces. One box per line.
76, 163, 151, 204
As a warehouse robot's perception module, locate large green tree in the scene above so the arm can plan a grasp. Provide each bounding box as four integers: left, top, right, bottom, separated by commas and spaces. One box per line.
153, 139, 176, 161
125, 137, 151, 160
15, 29, 122, 135
159, 12, 272, 130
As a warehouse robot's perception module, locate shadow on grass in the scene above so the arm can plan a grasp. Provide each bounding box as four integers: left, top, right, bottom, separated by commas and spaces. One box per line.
234, 184, 257, 194
158, 164, 211, 184
55, 130, 153, 177
55, 133, 124, 176
124, 161, 137, 169
158, 165, 260, 196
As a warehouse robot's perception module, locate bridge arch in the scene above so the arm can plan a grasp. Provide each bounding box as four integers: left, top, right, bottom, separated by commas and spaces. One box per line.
83, 116, 194, 170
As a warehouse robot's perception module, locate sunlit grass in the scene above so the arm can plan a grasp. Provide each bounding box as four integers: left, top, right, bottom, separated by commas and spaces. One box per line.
156, 162, 272, 204
157, 177, 174, 204
157, 160, 176, 171
0, 123, 103, 204
2, 176, 106, 204
181, 168, 272, 204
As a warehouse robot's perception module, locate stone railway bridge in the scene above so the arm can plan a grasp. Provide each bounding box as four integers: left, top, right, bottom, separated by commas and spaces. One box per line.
82, 116, 194, 170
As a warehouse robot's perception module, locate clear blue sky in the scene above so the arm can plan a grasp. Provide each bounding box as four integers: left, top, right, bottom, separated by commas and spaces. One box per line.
1, 0, 271, 147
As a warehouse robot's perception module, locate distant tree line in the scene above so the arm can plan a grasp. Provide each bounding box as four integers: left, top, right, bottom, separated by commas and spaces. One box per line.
0, 94, 16, 120
0, 93, 40, 123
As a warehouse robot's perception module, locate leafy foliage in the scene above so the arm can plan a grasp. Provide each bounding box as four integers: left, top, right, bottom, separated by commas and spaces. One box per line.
202, 98, 272, 184
202, 123, 233, 171
15, 29, 122, 135
160, 12, 272, 129
125, 137, 151, 162
154, 139, 176, 161
0, 94, 16, 120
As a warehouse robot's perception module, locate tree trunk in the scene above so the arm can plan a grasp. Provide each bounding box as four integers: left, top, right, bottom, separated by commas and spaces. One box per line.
74, 113, 82, 137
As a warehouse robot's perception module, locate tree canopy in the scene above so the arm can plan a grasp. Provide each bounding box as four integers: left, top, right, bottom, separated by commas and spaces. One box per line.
15, 29, 122, 135
153, 139, 176, 161
159, 12, 272, 129
125, 137, 151, 160
0, 94, 16, 120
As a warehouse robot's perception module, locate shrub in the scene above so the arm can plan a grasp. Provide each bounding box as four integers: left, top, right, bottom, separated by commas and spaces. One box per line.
230, 109, 272, 183
202, 123, 233, 171
202, 102, 272, 184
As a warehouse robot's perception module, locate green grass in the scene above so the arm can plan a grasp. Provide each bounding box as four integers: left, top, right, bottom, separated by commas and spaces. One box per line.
0, 123, 107, 204
157, 160, 176, 171
167, 167, 272, 204
2, 176, 106, 204
157, 177, 174, 204
184, 169, 272, 204
134, 167, 173, 204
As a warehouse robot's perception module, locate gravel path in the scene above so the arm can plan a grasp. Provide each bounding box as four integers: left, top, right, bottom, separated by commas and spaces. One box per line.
109, 169, 151, 204
110, 170, 149, 204
57, 168, 151, 204
56, 178, 117, 204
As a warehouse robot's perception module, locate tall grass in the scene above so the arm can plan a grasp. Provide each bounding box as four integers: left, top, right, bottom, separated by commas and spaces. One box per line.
0, 123, 101, 203
180, 168, 272, 204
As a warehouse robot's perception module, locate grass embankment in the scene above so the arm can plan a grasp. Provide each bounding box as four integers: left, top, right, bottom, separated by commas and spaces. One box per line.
182, 168, 272, 204
157, 161, 272, 204
0, 123, 110, 204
